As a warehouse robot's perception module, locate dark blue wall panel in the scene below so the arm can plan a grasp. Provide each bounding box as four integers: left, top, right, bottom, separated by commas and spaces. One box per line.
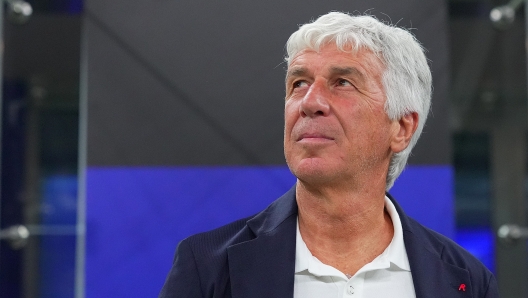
391, 165, 454, 238
85, 165, 453, 297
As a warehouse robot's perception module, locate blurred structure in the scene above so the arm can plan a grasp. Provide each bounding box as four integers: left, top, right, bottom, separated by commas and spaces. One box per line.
490, 0, 523, 28
451, 0, 528, 296
0, 1, 82, 298
4, 0, 33, 24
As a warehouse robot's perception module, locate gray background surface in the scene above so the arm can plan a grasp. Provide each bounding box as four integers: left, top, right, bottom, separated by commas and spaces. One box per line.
85, 0, 450, 166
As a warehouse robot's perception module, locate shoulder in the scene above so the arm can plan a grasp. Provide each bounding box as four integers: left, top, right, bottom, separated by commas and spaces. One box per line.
160, 188, 298, 297
407, 216, 487, 271
405, 217, 498, 297
159, 214, 257, 298
183, 214, 257, 260
387, 192, 493, 274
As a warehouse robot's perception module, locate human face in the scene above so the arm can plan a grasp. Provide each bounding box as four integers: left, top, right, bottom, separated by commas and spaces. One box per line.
284, 44, 400, 187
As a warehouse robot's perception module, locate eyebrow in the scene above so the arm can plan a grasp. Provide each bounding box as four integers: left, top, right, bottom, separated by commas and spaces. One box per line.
286, 66, 366, 82
329, 67, 365, 82
286, 67, 309, 79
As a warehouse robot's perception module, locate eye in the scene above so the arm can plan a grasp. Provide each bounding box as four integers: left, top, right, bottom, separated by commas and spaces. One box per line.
336, 79, 352, 87
293, 80, 308, 89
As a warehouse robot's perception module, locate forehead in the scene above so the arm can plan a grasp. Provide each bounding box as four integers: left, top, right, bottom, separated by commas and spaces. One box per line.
286, 44, 384, 78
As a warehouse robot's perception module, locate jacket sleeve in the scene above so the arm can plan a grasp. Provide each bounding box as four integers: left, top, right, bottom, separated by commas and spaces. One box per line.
159, 239, 204, 298
484, 274, 499, 298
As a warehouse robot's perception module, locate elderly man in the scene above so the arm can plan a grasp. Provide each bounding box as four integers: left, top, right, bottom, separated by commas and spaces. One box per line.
160, 12, 498, 298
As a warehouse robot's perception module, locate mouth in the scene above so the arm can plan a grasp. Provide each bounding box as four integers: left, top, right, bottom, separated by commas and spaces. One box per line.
297, 133, 334, 142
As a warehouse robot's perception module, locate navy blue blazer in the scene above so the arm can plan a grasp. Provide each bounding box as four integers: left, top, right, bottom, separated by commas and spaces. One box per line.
160, 187, 499, 298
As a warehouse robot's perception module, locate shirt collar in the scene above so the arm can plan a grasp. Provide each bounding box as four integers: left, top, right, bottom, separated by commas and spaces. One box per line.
294, 222, 310, 273
295, 195, 411, 275
384, 195, 411, 271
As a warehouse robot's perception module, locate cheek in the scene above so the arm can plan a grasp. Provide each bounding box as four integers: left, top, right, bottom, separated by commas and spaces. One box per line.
340, 107, 390, 146
364, 117, 395, 150
283, 101, 298, 136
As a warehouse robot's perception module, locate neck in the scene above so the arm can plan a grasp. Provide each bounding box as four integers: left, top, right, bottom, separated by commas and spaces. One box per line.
296, 180, 394, 276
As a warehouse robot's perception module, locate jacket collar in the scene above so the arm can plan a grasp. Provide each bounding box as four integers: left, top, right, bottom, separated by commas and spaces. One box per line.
387, 193, 472, 298
245, 186, 298, 236
227, 186, 298, 298
227, 189, 472, 298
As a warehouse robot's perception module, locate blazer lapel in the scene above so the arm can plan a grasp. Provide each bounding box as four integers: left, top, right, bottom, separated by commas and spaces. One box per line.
388, 194, 473, 298
227, 187, 298, 298
404, 230, 473, 298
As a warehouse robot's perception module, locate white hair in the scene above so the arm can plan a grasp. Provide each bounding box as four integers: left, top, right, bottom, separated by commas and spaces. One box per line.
285, 11, 432, 190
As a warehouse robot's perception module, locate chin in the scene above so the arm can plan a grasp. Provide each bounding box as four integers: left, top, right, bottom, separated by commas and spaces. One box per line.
289, 159, 339, 185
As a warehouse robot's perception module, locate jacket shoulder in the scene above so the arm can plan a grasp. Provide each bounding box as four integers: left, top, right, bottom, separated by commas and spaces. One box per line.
159, 214, 257, 298
406, 217, 499, 297
409, 218, 486, 269
184, 214, 256, 258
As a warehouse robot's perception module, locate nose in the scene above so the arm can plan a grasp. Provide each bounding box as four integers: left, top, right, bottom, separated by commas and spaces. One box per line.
300, 81, 330, 117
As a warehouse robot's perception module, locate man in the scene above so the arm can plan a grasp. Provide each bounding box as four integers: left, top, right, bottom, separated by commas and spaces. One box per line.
160, 12, 498, 297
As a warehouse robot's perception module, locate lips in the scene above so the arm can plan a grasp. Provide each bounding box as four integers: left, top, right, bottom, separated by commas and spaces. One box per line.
297, 133, 334, 142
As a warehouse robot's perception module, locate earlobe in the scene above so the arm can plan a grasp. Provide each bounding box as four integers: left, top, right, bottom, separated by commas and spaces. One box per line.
391, 112, 418, 153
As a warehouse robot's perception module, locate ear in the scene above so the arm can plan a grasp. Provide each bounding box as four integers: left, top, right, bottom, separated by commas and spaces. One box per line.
390, 112, 419, 153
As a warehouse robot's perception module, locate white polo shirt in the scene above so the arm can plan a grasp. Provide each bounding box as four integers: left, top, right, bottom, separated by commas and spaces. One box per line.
294, 196, 416, 298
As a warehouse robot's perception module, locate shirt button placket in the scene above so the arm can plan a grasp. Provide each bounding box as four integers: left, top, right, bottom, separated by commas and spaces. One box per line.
347, 284, 354, 295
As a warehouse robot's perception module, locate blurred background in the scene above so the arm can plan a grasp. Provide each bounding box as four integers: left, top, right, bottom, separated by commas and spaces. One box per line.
0, 0, 527, 297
